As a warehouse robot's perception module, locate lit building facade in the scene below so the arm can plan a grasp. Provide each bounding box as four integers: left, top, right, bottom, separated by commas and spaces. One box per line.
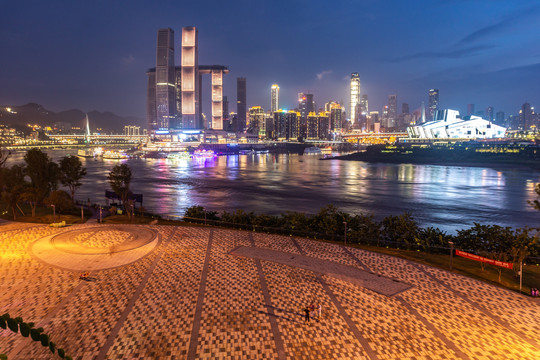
428, 89, 439, 120
271, 84, 279, 113
388, 94, 397, 129
350, 73, 360, 125
248, 106, 265, 136
181, 27, 200, 129
408, 109, 507, 139
237, 78, 247, 132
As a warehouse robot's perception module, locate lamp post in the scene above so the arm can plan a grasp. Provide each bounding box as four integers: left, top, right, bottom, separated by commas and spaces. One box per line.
50, 204, 56, 223
448, 241, 454, 270
343, 221, 347, 246
99, 206, 102, 224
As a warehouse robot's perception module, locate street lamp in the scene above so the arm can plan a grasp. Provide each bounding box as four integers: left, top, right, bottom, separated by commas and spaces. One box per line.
343, 221, 347, 246
50, 204, 56, 223
448, 241, 454, 270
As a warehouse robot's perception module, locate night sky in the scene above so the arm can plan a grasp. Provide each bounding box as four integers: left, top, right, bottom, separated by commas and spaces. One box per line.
1, 0, 539, 119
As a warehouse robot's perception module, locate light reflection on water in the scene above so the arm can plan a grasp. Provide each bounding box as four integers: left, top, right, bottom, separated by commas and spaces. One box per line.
5, 150, 540, 233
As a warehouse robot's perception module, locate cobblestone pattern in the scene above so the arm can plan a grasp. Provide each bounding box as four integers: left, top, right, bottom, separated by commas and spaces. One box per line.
193, 229, 278, 359
325, 276, 457, 360
421, 264, 540, 345
262, 260, 370, 360
2, 224, 540, 359
102, 226, 206, 359
343, 249, 540, 359
0, 226, 71, 355
16, 226, 164, 360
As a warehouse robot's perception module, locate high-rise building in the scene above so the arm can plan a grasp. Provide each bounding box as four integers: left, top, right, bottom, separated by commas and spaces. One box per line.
237, 78, 247, 132
486, 106, 494, 122
350, 73, 360, 124
360, 95, 368, 114
388, 94, 397, 129
428, 89, 439, 120
329, 103, 343, 132
402, 103, 409, 114
495, 111, 505, 125
223, 96, 229, 126
467, 104, 475, 117
181, 26, 200, 129
271, 84, 279, 113
146, 69, 157, 132
519, 102, 534, 130
151, 28, 177, 134
248, 106, 265, 136
298, 93, 314, 120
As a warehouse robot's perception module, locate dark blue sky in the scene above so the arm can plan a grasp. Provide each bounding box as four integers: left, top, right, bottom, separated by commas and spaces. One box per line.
1, 0, 539, 119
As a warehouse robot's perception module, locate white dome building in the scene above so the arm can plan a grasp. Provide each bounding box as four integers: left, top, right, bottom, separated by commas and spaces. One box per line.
407, 109, 506, 139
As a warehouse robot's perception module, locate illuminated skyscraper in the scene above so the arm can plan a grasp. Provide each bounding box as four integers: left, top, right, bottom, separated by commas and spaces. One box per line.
181, 26, 200, 129
360, 94, 368, 114
298, 93, 314, 120
486, 106, 494, 122
519, 102, 534, 130
271, 84, 279, 113
152, 28, 176, 133
237, 77, 247, 132
350, 73, 360, 124
428, 89, 439, 120
388, 94, 397, 129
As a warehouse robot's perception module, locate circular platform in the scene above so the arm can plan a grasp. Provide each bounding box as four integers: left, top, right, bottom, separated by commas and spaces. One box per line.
31, 225, 159, 271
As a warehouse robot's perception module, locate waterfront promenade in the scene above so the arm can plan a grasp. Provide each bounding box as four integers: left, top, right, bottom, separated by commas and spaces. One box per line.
1, 221, 539, 359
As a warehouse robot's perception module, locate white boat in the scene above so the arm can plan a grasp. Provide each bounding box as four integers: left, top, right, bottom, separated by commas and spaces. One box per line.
303, 146, 322, 155
102, 150, 129, 159
77, 148, 95, 158
167, 152, 191, 160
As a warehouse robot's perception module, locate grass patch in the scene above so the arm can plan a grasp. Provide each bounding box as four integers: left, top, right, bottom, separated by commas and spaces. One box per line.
0, 201, 91, 224
350, 243, 540, 295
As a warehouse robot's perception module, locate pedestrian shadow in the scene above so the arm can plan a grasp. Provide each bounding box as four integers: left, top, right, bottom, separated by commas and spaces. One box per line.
258, 305, 303, 323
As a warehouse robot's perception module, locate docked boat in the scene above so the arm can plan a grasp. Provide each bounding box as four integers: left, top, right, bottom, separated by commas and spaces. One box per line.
321, 146, 333, 155
167, 152, 192, 160
303, 146, 322, 155
77, 148, 95, 158
102, 150, 129, 160
193, 149, 217, 158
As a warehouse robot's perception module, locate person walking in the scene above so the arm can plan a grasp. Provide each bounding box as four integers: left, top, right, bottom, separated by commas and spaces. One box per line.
304, 306, 310, 324
317, 303, 322, 322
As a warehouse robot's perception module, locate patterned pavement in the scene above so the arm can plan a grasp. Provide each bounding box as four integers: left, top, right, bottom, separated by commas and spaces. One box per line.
0, 221, 539, 359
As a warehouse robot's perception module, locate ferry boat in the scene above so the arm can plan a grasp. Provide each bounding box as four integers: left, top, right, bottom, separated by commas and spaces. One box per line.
102, 150, 129, 160
167, 152, 192, 160
303, 146, 322, 155
77, 148, 95, 158
321, 146, 333, 155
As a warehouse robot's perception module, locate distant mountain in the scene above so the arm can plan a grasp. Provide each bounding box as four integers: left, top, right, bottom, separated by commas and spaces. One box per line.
0, 103, 145, 132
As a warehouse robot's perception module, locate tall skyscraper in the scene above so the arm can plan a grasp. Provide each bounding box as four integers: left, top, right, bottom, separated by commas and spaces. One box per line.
388, 94, 397, 129
402, 103, 409, 114
271, 84, 279, 113
350, 73, 360, 124
428, 89, 439, 120
237, 77, 247, 132
520, 102, 534, 130
360, 94, 368, 114
298, 93, 314, 121
154, 28, 176, 132
181, 26, 200, 129
486, 106, 494, 122
495, 111, 505, 125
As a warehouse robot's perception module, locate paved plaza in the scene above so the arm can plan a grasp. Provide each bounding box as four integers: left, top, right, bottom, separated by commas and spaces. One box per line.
1, 221, 540, 359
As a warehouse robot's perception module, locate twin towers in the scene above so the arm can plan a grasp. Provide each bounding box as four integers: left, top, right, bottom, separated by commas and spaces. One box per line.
146, 27, 229, 136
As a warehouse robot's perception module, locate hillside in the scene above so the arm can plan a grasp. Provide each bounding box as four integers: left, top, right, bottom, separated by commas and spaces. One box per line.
0, 103, 145, 133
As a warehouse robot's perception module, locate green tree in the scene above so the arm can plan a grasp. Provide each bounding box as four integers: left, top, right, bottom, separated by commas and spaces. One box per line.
21, 186, 40, 217
107, 164, 133, 218
380, 213, 420, 248
510, 228, 539, 277
45, 190, 73, 213
59, 155, 87, 201
528, 183, 540, 211
23, 149, 58, 200
1, 165, 26, 220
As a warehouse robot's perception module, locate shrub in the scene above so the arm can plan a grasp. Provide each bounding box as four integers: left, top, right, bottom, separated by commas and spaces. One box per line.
65, 356, 73, 360
30, 327, 43, 341
7, 317, 18, 333
19, 322, 30, 337
0, 316, 6, 329
58, 348, 66, 358
40, 333, 49, 347
49, 341, 56, 354
0, 354, 7, 360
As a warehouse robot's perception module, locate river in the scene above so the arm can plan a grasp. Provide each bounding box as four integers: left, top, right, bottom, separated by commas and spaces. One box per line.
5, 150, 540, 233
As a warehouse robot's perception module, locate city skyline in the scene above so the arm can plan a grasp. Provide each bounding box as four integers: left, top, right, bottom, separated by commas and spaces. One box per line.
1, 0, 540, 119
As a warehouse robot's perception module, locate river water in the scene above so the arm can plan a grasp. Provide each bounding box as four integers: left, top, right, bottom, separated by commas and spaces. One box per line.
6, 150, 540, 233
